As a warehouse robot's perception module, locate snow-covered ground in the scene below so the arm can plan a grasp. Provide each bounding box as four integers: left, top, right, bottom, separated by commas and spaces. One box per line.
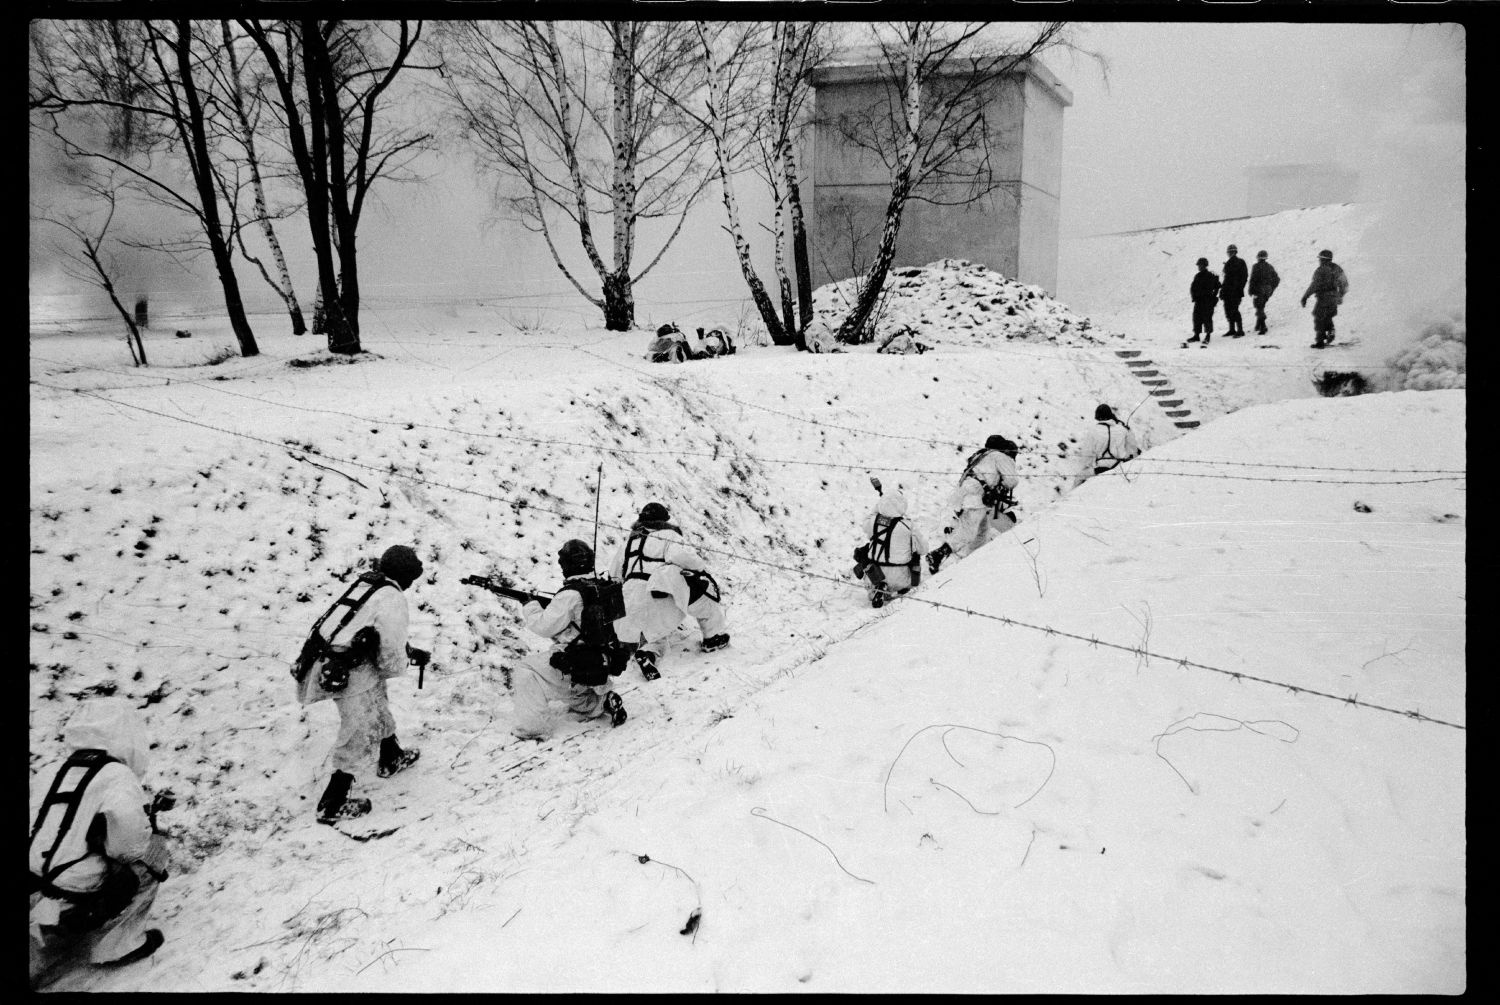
30, 205, 1464, 992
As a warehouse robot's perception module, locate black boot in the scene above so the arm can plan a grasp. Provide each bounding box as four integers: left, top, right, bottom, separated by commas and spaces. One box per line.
927, 543, 952, 574
100, 930, 164, 968
635, 649, 661, 681
317, 770, 371, 823
378, 735, 420, 778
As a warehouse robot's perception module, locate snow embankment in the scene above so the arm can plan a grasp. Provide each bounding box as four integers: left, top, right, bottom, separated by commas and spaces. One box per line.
29, 308, 1465, 991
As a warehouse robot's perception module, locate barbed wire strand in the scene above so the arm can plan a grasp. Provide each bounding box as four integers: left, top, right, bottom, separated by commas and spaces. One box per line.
32, 382, 1466, 732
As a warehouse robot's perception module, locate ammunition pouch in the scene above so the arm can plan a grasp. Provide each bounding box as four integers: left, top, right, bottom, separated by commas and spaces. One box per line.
36, 860, 142, 936
553, 642, 629, 688
316, 625, 380, 694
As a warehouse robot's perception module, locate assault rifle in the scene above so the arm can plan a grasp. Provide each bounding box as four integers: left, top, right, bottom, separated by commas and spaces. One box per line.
461, 574, 553, 608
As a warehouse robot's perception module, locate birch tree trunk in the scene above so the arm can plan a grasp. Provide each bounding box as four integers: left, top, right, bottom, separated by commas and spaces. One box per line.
221, 23, 305, 336
696, 22, 790, 345
833, 27, 924, 345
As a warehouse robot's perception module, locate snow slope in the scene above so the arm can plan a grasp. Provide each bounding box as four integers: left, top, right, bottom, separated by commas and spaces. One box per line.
30, 271, 1464, 990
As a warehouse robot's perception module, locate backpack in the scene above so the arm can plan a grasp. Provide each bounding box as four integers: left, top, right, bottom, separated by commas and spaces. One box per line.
552, 577, 630, 687
1094, 420, 1133, 474
1331, 263, 1349, 301
961, 448, 1016, 513
291, 573, 393, 695
29, 750, 142, 930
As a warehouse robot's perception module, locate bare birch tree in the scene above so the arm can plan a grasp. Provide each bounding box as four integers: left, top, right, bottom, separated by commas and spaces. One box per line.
240, 18, 433, 353
828, 22, 1073, 344
436, 20, 713, 331
31, 19, 262, 357
218, 20, 306, 336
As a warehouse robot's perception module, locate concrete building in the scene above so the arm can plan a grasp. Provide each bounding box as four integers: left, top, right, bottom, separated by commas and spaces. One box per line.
808, 54, 1072, 293
1244, 163, 1360, 216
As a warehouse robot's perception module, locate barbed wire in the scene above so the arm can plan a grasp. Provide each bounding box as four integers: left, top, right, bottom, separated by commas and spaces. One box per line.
30, 354, 1466, 484
33, 382, 1465, 732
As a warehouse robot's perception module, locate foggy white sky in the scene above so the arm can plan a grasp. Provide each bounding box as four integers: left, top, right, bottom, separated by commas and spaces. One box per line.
29, 21, 1465, 318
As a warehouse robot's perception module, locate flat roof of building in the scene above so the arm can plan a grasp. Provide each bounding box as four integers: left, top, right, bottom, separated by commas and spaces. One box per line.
811, 54, 1072, 107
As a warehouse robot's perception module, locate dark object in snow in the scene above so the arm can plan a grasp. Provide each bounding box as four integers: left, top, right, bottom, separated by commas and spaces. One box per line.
681, 908, 702, 937
1313, 370, 1368, 397
134, 299, 148, 328
174, 330, 192, 339
1353, 501, 1373, 513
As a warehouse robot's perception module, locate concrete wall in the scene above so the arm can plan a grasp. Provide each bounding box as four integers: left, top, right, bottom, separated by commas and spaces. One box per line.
810, 58, 1069, 293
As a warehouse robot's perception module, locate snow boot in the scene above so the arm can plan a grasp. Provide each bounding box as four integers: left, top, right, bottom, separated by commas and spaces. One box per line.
701, 634, 730, 653
926, 543, 952, 574
377, 740, 420, 779
1184, 334, 1200, 344
316, 770, 372, 823
99, 930, 164, 968
602, 691, 627, 727
635, 649, 661, 681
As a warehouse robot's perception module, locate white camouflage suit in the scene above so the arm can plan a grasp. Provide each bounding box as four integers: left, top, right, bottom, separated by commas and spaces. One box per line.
609, 523, 710, 659
29, 700, 170, 981
513, 577, 612, 739
297, 576, 411, 774
647, 564, 728, 642
942, 449, 1020, 559
1073, 418, 1141, 487
859, 490, 927, 601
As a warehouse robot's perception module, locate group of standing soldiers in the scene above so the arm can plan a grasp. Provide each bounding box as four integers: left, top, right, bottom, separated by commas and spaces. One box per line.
1188, 245, 1348, 347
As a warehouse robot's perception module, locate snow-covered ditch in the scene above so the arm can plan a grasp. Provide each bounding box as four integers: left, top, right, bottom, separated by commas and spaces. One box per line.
29, 292, 1464, 991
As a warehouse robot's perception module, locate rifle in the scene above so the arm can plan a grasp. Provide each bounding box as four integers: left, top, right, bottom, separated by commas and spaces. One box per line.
461, 574, 553, 608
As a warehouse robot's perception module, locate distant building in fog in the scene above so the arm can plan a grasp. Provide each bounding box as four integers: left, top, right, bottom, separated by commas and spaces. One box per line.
808, 55, 1071, 294
1245, 163, 1360, 216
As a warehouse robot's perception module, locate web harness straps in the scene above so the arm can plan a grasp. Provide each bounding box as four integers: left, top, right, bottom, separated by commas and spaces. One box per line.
29, 749, 120, 898
622, 528, 653, 582
867, 515, 906, 566
314, 573, 391, 647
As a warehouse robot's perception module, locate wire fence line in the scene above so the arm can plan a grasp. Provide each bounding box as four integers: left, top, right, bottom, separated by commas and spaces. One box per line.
30, 356, 1466, 485
32, 381, 1465, 732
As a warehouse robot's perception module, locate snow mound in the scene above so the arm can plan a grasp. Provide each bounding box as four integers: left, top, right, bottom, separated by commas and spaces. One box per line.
810, 259, 1117, 349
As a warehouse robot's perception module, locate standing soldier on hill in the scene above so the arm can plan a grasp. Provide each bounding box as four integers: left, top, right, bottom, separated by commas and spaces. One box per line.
1186, 258, 1220, 345
1300, 249, 1349, 348
296, 545, 429, 824
1249, 250, 1281, 334
609, 502, 714, 680
927, 435, 1020, 574
1220, 244, 1249, 337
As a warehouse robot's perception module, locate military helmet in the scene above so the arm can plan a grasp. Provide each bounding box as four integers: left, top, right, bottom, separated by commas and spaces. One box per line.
639, 501, 670, 524
1318, 249, 1334, 260
1226, 244, 1238, 254
1256, 250, 1269, 260
558, 539, 595, 576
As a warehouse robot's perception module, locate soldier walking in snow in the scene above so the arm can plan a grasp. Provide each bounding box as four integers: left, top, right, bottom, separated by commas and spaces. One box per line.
927, 434, 1020, 573
297, 545, 429, 824
1300, 249, 1349, 348
1074, 404, 1142, 487
1186, 257, 1220, 345
853, 482, 926, 607
1220, 245, 1249, 337
1249, 250, 1281, 334
29, 699, 173, 985
609, 502, 723, 680
511, 540, 629, 741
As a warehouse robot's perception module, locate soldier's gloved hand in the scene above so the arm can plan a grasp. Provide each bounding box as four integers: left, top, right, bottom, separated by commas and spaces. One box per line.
1300, 297, 1308, 308
149, 789, 177, 815
406, 645, 431, 668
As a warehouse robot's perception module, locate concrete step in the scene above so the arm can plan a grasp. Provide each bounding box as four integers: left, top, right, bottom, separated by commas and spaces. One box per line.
1164, 409, 1192, 417
1138, 378, 1170, 386
1174, 420, 1201, 428
1155, 399, 1183, 407
1149, 389, 1177, 397
1115, 350, 1142, 358
1131, 370, 1160, 377
1124, 359, 1155, 367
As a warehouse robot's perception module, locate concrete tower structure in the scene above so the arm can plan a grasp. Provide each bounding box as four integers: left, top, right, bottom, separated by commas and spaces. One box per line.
808, 55, 1072, 293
